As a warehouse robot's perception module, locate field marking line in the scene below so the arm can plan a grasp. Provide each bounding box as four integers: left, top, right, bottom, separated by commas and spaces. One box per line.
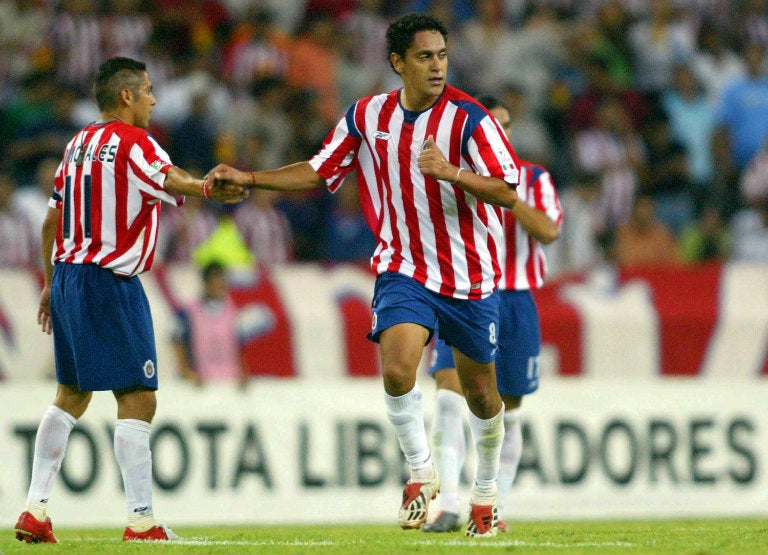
74, 537, 636, 548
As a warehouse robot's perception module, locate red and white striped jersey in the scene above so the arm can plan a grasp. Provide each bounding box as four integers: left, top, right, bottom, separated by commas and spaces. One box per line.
498, 162, 563, 291
309, 85, 520, 300
50, 121, 184, 277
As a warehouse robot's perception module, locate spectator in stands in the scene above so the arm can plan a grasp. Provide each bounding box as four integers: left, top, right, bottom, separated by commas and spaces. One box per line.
705, 128, 743, 222
730, 148, 768, 262
320, 172, 376, 263
499, 81, 553, 167
638, 112, 695, 236
156, 194, 220, 265
102, 0, 153, 61
285, 11, 342, 126
0, 0, 53, 86
730, 197, 768, 263
628, 0, 696, 95
221, 7, 291, 93
232, 188, 294, 266
450, 0, 516, 93
546, 171, 604, 275
679, 204, 730, 264
572, 95, 645, 239
169, 88, 217, 171
0, 171, 38, 271
14, 156, 59, 234
661, 63, 718, 203
736, 0, 768, 52
690, 19, 746, 105
716, 41, 768, 170
588, 2, 634, 89
566, 53, 649, 135
172, 261, 249, 387
611, 193, 681, 267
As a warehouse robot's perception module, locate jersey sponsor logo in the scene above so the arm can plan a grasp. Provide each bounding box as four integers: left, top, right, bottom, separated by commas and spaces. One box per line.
143, 360, 156, 379
373, 131, 391, 141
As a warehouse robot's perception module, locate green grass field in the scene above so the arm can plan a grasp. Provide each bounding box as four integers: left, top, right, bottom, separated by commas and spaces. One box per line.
1, 519, 765, 555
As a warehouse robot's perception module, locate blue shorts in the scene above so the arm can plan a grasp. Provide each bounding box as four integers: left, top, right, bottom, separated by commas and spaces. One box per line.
51, 263, 159, 391
429, 289, 540, 397
368, 272, 499, 363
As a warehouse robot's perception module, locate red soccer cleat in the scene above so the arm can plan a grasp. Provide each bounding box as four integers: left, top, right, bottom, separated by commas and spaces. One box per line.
122, 523, 179, 541
398, 475, 441, 530
465, 502, 498, 538
15, 511, 58, 543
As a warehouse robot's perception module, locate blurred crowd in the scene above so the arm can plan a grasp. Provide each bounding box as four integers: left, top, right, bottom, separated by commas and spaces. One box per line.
3, 0, 768, 276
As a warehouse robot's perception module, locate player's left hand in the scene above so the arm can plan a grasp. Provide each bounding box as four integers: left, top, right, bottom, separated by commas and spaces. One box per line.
418, 135, 455, 182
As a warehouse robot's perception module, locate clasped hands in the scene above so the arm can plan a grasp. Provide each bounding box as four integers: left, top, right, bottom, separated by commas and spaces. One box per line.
204, 165, 250, 203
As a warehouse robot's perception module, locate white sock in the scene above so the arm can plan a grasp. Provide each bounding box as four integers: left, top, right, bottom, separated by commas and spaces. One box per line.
468, 404, 505, 503
430, 389, 466, 513
26, 405, 77, 519
385, 384, 431, 473
497, 408, 522, 520
114, 419, 156, 531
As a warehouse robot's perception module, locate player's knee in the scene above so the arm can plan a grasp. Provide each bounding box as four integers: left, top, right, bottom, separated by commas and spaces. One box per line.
54, 385, 92, 419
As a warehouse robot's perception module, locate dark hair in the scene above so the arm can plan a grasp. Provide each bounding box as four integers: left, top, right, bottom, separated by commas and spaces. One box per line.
385, 13, 448, 71
475, 94, 507, 112
93, 57, 147, 111
201, 261, 226, 282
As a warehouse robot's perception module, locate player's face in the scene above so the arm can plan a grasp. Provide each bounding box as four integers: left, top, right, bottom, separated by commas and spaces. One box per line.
131, 73, 156, 130
392, 30, 447, 111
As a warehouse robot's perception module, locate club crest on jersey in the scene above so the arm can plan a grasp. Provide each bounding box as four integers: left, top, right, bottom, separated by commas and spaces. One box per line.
143, 360, 156, 379
373, 131, 391, 141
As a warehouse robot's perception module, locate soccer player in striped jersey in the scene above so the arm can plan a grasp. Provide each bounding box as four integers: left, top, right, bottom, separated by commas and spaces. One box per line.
423, 95, 563, 534
14, 57, 247, 544
209, 13, 520, 537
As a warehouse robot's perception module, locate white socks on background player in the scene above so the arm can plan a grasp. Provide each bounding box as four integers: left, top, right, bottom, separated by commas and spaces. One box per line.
114, 419, 156, 532
497, 408, 522, 520
430, 389, 466, 513
468, 404, 505, 504
25, 405, 77, 520
385, 383, 434, 478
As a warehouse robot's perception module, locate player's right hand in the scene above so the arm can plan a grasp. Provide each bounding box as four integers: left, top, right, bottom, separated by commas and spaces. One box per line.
204, 164, 250, 203
208, 164, 244, 186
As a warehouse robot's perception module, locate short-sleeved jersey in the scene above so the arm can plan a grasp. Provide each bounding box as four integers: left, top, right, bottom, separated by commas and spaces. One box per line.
498, 161, 563, 291
309, 85, 520, 300
50, 121, 183, 276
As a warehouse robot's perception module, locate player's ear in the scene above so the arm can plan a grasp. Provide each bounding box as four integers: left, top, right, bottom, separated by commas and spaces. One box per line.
390, 53, 404, 75
119, 88, 133, 105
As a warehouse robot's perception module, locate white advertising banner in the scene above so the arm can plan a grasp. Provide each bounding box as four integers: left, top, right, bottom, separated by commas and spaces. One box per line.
1, 377, 766, 527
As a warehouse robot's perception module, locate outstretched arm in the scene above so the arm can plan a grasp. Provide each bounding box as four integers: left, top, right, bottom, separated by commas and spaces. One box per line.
208, 162, 325, 192
417, 136, 517, 209
164, 166, 249, 203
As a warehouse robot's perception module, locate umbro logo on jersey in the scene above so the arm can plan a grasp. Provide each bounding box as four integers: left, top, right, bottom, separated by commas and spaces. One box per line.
374, 131, 391, 141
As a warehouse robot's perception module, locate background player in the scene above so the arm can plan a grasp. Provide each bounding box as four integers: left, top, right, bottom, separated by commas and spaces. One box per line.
14, 57, 246, 544
207, 13, 520, 537
423, 94, 563, 533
